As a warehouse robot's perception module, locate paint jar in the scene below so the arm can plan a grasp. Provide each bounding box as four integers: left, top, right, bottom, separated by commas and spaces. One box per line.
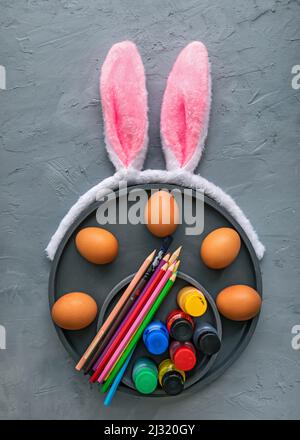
132, 357, 158, 395
193, 322, 221, 355
170, 341, 197, 371
177, 286, 207, 317
166, 309, 195, 342
143, 321, 169, 355
158, 359, 185, 396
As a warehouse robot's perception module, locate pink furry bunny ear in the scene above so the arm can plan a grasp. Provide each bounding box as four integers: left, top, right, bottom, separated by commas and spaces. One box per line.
161, 42, 211, 172
100, 41, 148, 171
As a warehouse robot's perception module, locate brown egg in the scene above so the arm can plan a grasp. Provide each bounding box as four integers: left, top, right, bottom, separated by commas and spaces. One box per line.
201, 227, 241, 269
51, 292, 98, 330
216, 285, 262, 321
75, 227, 118, 264
144, 190, 179, 237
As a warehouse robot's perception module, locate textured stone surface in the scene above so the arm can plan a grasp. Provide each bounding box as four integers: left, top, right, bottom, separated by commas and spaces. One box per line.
0, 0, 300, 420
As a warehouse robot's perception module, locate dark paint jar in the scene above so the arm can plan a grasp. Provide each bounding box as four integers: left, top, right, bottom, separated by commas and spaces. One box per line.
193, 322, 221, 355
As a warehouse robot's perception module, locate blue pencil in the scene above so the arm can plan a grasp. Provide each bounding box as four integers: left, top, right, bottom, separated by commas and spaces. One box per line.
103, 348, 135, 406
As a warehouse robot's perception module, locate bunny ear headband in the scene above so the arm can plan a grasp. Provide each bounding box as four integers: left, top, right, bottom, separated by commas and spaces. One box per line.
46, 41, 265, 260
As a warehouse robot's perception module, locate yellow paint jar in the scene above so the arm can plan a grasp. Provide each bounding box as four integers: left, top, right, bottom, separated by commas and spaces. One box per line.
177, 286, 207, 317
158, 359, 186, 396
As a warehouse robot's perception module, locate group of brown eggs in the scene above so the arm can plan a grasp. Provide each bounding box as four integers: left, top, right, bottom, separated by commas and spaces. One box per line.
51, 190, 261, 332
201, 227, 261, 321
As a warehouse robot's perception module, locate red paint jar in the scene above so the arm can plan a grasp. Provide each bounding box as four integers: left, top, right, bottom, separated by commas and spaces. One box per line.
166, 309, 195, 342
169, 341, 197, 371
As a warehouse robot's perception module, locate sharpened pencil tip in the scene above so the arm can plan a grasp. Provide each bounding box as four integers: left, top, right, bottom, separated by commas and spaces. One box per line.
175, 245, 182, 254
168, 261, 176, 271
169, 246, 183, 263
148, 250, 156, 260
170, 272, 177, 281
163, 253, 170, 261
174, 260, 180, 272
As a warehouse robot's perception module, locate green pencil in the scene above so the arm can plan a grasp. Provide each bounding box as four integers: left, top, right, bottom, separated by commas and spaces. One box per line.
101, 272, 178, 393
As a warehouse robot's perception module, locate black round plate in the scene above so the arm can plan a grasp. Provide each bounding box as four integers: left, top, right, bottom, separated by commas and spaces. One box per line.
48, 184, 262, 397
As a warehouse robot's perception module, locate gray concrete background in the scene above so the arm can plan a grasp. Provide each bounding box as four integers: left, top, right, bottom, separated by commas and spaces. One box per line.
0, 0, 299, 420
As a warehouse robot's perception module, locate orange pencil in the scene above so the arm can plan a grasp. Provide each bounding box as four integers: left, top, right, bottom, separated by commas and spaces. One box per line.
169, 246, 182, 264
75, 249, 156, 371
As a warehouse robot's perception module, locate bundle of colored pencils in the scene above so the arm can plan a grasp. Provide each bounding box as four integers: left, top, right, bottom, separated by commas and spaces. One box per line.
76, 239, 181, 404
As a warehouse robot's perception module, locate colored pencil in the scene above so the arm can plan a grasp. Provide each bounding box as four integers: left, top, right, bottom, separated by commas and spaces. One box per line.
173, 260, 181, 273
84, 253, 170, 374
169, 246, 182, 264
91, 262, 168, 374
90, 262, 171, 382
103, 262, 179, 383
75, 249, 156, 371
97, 263, 176, 383
89, 254, 170, 373
103, 349, 134, 406
101, 271, 178, 393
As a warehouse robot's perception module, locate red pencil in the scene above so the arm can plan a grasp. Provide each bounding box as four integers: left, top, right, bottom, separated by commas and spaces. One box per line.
90, 262, 173, 383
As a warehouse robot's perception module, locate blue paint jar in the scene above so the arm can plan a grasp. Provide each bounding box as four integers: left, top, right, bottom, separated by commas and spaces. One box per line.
143, 320, 169, 355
